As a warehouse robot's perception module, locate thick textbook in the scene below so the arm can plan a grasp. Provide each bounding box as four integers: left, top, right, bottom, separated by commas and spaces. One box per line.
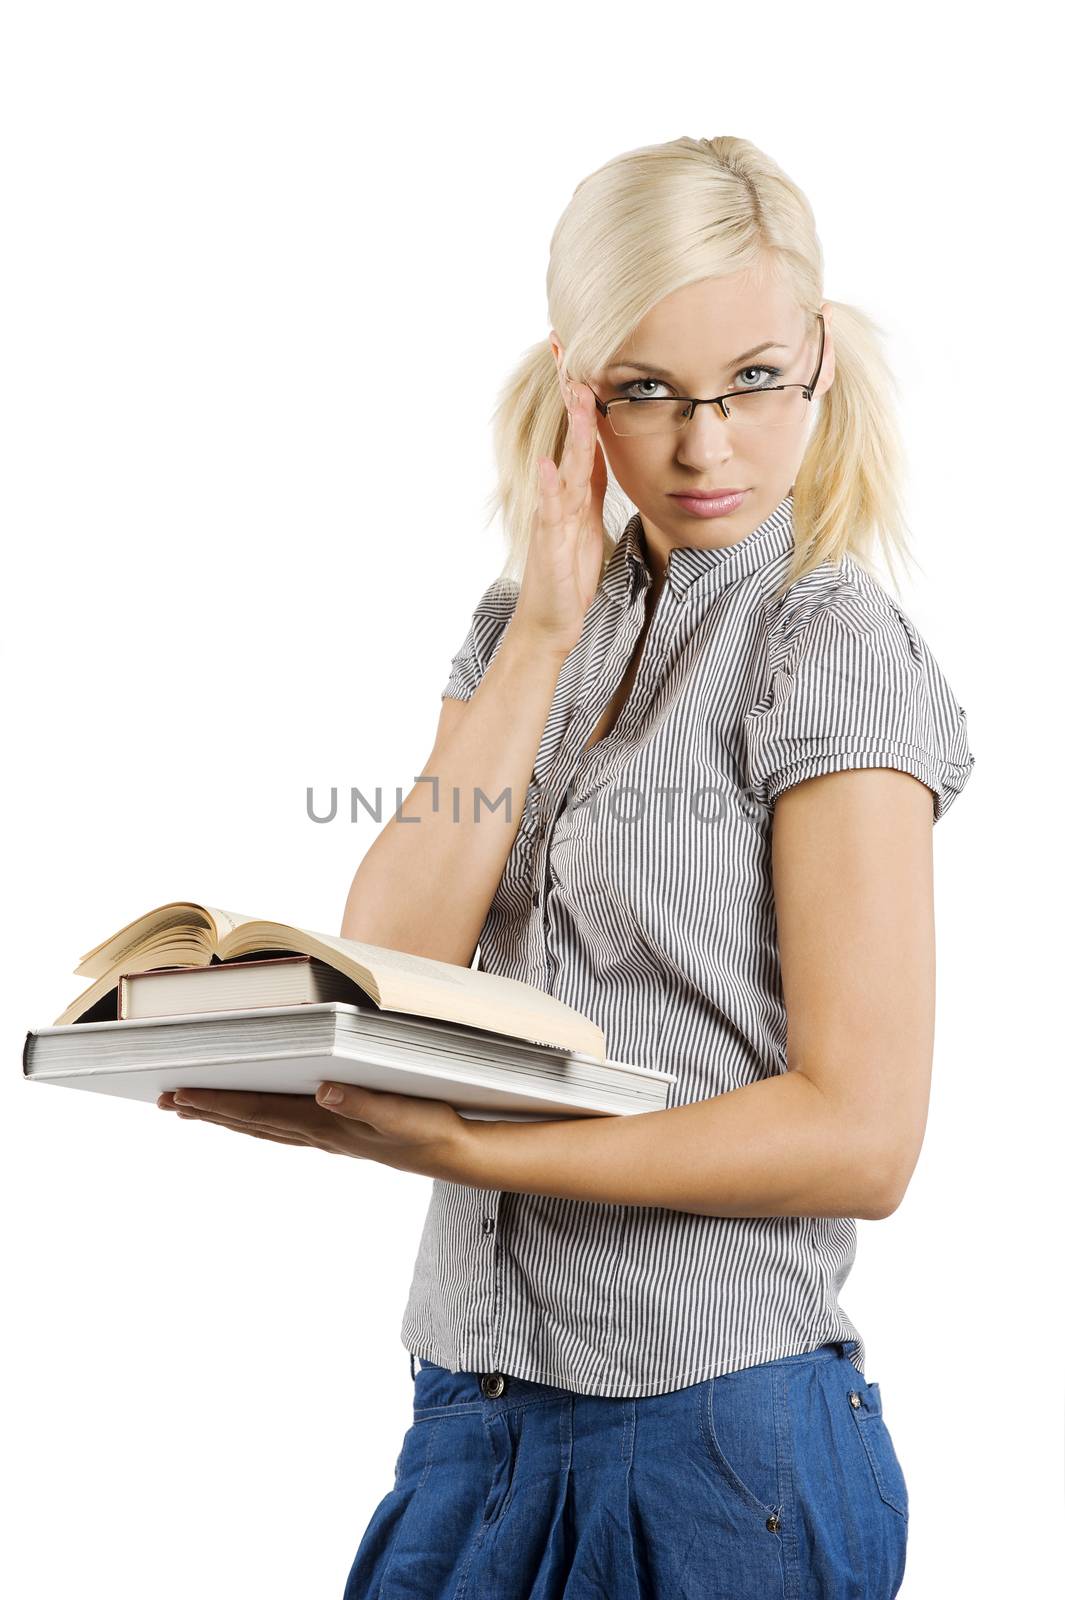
118, 954, 356, 1019
23, 1002, 677, 1122
52, 900, 607, 1059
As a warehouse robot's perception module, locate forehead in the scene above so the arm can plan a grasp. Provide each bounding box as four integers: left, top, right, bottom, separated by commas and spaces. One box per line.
608, 273, 804, 369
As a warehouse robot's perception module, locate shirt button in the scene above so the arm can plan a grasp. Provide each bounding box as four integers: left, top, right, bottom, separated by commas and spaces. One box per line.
532, 889, 540, 907
480, 1373, 506, 1398
481, 1216, 495, 1236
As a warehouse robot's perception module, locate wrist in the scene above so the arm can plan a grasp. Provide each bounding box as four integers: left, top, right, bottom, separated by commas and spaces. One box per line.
503, 621, 573, 673
444, 1109, 503, 1189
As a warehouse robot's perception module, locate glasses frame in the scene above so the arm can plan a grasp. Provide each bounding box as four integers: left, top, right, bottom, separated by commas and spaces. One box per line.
586, 310, 826, 437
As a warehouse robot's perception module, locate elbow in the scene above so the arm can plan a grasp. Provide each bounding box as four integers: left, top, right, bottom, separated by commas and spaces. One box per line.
863, 1188, 902, 1222
861, 1153, 912, 1221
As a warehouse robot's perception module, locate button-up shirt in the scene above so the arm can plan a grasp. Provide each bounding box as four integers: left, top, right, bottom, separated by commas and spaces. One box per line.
400, 493, 975, 1397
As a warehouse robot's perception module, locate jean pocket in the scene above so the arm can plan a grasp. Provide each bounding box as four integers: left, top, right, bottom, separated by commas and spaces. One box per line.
699, 1369, 785, 1526
847, 1381, 909, 1520
412, 1362, 485, 1420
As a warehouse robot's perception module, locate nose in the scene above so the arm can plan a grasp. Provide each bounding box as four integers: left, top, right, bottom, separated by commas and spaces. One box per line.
675, 402, 733, 467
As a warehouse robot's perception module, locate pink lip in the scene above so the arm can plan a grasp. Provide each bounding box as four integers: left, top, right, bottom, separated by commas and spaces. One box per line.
669, 489, 748, 518
669, 489, 746, 500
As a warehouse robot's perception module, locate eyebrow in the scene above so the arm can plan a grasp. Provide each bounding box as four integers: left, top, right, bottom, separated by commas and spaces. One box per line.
605, 341, 789, 380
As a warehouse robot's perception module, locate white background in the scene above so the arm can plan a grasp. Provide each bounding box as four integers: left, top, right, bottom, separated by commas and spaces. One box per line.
2, 3, 1058, 1596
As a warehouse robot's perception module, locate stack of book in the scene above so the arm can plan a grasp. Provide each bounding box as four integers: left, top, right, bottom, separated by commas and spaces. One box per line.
23, 901, 676, 1122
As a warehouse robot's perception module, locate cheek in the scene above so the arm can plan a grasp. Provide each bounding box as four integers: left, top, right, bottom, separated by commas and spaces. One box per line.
596, 426, 632, 476
597, 441, 664, 502
597, 428, 665, 473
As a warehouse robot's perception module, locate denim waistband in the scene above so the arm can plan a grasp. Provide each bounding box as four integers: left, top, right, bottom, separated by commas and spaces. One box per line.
407, 1340, 859, 1392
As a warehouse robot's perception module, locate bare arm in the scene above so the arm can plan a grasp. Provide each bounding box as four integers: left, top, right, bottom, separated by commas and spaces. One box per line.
455, 765, 936, 1220
340, 376, 610, 966
339, 629, 566, 967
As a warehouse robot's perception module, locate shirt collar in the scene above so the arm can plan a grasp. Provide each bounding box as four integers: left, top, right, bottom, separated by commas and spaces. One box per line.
604, 493, 796, 604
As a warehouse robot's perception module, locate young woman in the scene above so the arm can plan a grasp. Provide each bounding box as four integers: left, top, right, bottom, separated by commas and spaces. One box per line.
161, 135, 975, 1598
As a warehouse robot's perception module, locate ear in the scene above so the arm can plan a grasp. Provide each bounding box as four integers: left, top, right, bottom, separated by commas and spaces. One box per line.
817, 303, 837, 395
549, 329, 576, 410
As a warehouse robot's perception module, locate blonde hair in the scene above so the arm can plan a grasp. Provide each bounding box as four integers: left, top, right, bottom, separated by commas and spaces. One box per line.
481, 135, 919, 603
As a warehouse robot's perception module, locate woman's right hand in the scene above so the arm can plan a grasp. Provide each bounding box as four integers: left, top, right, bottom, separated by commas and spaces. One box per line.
509, 379, 610, 662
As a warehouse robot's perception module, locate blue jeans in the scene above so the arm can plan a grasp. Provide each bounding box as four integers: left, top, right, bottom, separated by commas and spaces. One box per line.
343, 1339, 908, 1599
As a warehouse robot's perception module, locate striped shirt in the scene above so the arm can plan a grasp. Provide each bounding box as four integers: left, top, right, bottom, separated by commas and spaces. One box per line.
400, 493, 975, 1397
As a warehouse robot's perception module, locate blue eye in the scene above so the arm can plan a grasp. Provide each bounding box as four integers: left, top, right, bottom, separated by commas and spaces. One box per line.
733, 364, 784, 390
618, 364, 784, 400
618, 378, 671, 399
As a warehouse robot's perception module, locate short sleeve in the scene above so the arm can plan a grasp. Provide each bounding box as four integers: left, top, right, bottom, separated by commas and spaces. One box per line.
441, 576, 522, 702
743, 575, 976, 824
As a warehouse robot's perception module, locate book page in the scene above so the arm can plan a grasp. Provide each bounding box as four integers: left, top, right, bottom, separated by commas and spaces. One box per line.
202, 905, 268, 942
73, 902, 219, 978
219, 923, 606, 1060
307, 931, 606, 1059
61, 905, 606, 1059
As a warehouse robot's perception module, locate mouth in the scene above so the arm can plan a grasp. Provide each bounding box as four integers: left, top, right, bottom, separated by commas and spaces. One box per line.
668, 488, 748, 501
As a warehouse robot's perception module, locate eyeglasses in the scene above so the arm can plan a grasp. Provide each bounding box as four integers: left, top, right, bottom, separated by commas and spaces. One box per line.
587, 311, 825, 438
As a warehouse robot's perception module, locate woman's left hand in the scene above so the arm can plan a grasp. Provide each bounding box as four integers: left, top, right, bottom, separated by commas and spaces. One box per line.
156, 1082, 482, 1184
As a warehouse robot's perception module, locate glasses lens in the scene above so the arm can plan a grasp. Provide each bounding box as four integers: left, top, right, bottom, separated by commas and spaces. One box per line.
608, 398, 689, 437
608, 385, 808, 437
723, 387, 809, 429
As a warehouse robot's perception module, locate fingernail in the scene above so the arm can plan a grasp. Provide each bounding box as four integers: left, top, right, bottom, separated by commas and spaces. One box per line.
319, 1085, 343, 1106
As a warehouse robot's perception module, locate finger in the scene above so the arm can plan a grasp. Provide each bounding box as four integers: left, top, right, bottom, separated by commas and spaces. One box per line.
589, 432, 609, 504
537, 454, 565, 534
317, 1082, 442, 1134
173, 1107, 316, 1146
170, 1088, 326, 1129
558, 385, 593, 507
163, 1093, 317, 1139
540, 423, 588, 540
178, 1120, 308, 1145
174, 1107, 365, 1159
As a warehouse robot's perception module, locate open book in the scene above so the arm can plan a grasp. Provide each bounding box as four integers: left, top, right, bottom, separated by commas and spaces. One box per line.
54, 901, 607, 1061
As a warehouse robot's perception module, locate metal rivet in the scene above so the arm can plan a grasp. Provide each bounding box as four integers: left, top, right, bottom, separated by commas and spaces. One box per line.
766, 1512, 781, 1533
849, 1391, 862, 1408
